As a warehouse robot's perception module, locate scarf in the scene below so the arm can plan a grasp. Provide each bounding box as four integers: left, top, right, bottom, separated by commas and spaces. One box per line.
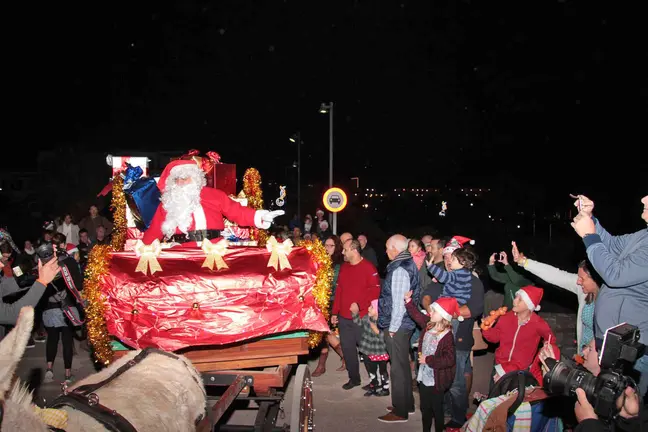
24, 248, 35, 255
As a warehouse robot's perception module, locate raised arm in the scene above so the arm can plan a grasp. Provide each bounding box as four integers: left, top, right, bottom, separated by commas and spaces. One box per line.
523, 259, 582, 298
405, 299, 430, 329
487, 265, 510, 284
428, 262, 456, 284
584, 234, 648, 288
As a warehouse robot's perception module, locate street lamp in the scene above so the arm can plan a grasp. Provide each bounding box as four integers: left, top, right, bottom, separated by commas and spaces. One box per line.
319, 102, 335, 232
289, 132, 302, 221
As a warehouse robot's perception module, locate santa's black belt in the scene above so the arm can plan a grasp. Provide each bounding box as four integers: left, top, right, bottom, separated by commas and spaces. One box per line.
170, 229, 221, 243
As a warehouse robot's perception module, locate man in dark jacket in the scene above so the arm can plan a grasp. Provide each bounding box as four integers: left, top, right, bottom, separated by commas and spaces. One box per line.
377, 234, 420, 424
358, 234, 379, 269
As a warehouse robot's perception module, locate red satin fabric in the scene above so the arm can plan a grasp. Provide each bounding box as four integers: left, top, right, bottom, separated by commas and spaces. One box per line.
101, 245, 330, 351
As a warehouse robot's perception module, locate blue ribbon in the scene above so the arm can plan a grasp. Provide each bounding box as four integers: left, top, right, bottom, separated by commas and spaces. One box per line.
123, 164, 144, 189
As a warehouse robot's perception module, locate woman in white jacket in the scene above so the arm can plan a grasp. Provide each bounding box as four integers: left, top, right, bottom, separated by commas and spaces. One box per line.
511, 241, 601, 353
57, 213, 80, 245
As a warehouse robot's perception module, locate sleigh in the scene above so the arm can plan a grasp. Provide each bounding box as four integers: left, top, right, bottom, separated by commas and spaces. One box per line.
95, 243, 327, 432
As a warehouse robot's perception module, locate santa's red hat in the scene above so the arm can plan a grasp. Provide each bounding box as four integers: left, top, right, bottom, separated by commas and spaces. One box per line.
66, 243, 79, 255
442, 235, 475, 255
517, 285, 543, 311
157, 159, 205, 192
432, 297, 464, 322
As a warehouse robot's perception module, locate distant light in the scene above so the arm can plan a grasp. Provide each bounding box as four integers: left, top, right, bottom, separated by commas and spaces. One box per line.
289, 137, 296, 143
488, 215, 491, 218
517, 225, 521, 229
470, 203, 474, 207
363, 204, 369, 208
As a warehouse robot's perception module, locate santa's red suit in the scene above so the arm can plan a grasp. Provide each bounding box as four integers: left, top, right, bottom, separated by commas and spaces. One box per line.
142, 159, 275, 244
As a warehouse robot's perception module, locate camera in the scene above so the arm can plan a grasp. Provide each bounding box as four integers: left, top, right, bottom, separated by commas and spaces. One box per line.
543, 324, 645, 420
35, 242, 68, 265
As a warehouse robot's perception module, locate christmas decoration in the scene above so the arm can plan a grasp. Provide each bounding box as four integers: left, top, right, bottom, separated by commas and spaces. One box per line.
84, 244, 114, 365
110, 174, 127, 252
480, 307, 507, 331
201, 238, 230, 270
275, 185, 287, 207
266, 236, 294, 271
243, 168, 269, 247
134, 239, 163, 275
303, 238, 333, 348
439, 201, 448, 217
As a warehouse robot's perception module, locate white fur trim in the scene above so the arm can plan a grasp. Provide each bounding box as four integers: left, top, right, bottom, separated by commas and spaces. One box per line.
169, 163, 204, 180
518, 289, 540, 311
193, 206, 207, 230
432, 302, 453, 322
494, 364, 505, 377
255, 210, 270, 229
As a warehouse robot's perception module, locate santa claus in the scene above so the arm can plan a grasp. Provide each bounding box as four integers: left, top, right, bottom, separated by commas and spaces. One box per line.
142, 159, 283, 244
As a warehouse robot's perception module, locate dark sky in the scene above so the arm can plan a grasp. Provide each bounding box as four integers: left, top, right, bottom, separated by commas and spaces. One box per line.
8, 1, 648, 197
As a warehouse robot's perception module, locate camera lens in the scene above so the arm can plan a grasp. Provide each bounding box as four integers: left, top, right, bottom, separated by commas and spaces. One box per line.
543, 359, 597, 399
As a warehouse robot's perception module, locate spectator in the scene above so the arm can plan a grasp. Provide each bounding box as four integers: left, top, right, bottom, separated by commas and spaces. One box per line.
377, 234, 420, 424
57, 213, 80, 245
487, 251, 532, 310
358, 234, 379, 268
570, 194, 648, 398
94, 226, 110, 246
79, 205, 113, 241
77, 228, 92, 270
331, 239, 380, 390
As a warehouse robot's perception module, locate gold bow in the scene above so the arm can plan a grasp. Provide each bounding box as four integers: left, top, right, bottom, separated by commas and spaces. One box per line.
33, 406, 68, 429
135, 239, 163, 275
201, 239, 229, 270
266, 236, 293, 271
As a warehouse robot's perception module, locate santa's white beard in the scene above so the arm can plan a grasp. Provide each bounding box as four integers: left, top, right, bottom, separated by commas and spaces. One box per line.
161, 182, 203, 238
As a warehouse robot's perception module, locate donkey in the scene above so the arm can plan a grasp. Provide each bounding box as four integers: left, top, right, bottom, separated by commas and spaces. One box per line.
0, 307, 206, 431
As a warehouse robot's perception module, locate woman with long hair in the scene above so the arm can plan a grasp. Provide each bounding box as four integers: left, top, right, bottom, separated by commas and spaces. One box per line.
311, 235, 346, 376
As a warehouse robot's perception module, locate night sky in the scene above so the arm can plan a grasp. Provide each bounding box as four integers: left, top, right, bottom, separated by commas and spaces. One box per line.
7, 1, 648, 205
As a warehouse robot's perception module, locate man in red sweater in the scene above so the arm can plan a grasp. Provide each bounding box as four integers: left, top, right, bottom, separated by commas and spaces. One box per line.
331, 239, 381, 390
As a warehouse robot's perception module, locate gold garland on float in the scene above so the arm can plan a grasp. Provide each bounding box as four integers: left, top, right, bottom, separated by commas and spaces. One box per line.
110, 175, 127, 252
84, 245, 114, 365
243, 168, 269, 247
302, 238, 333, 348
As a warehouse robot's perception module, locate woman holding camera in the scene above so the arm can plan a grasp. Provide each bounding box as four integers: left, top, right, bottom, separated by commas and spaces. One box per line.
41, 233, 82, 384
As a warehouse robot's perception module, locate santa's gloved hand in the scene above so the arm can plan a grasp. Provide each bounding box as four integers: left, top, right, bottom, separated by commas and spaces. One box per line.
254, 210, 285, 229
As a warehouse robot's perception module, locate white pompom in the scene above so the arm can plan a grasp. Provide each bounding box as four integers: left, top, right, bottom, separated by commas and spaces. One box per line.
469, 240, 475, 245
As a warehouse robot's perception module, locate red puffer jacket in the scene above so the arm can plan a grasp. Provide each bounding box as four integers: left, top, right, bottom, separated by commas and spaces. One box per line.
482, 311, 560, 384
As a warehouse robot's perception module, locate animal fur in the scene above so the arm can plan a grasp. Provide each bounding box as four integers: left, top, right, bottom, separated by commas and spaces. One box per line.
1, 306, 207, 432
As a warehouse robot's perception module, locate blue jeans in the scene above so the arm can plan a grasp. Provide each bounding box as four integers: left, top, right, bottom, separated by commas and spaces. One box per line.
444, 350, 472, 425
633, 353, 648, 400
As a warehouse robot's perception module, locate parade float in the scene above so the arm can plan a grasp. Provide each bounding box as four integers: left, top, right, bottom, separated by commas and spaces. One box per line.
86, 151, 329, 431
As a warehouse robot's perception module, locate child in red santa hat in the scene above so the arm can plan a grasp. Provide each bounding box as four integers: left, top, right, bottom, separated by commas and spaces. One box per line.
482, 285, 561, 387
403, 292, 458, 432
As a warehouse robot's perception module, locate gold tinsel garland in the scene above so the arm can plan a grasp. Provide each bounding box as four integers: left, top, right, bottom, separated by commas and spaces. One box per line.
243, 168, 269, 247
84, 245, 114, 365
303, 238, 333, 348
110, 175, 127, 252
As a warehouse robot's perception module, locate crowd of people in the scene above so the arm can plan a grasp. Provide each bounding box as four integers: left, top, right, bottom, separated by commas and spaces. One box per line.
306, 194, 648, 431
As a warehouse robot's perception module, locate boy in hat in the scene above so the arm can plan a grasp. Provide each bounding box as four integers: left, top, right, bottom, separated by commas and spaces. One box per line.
482, 285, 561, 386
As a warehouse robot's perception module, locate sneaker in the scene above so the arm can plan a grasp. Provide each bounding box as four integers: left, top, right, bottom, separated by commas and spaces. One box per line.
64, 375, 75, 385
33, 333, 46, 343
386, 406, 416, 415
44, 370, 54, 383
377, 413, 408, 423
361, 383, 373, 391
26, 337, 35, 348
342, 380, 361, 390
363, 389, 375, 397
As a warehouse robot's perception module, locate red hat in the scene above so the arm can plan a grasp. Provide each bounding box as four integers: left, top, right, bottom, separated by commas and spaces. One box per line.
442, 235, 475, 255
66, 243, 79, 255
517, 285, 543, 311
431, 297, 464, 322
157, 159, 204, 192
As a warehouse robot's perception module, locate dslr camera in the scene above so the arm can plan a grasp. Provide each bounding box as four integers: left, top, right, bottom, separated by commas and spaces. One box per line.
35, 242, 68, 265
543, 323, 645, 420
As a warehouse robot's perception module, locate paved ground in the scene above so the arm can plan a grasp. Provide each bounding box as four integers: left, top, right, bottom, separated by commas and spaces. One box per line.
14, 309, 577, 431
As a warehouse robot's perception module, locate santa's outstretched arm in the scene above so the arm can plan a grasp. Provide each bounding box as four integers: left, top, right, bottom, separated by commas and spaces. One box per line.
209, 188, 284, 229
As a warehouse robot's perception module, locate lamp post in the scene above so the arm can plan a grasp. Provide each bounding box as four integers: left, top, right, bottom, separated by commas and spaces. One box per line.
289, 132, 302, 221
319, 102, 335, 232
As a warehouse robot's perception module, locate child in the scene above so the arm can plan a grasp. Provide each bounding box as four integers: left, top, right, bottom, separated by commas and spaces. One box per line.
427, 246, 477, 306
482, 285, 561, 387
405, 291, 458, 432
351, 300, 389, 397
